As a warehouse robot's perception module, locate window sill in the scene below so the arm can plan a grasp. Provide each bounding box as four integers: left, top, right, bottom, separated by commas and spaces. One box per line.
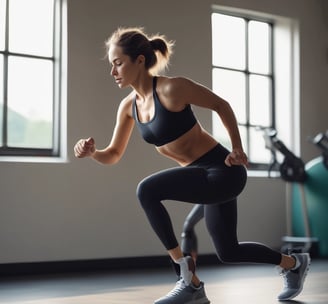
0, 155, 69, 164
247, 170, 280, 178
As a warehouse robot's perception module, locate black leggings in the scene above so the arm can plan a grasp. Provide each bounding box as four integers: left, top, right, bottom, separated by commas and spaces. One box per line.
137, 144, 282, 265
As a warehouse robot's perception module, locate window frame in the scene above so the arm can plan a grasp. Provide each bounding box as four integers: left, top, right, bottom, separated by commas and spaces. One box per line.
211, 9, 276, 171
0, 0, 64, 157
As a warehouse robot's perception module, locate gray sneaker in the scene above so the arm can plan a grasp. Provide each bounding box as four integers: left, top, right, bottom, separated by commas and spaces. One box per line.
277, 253, 311, 301
154, 278, 210, 304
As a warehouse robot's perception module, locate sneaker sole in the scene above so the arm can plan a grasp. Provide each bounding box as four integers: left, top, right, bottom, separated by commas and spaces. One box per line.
155, 294, 210, 304
185, 298, 210, 304
278, 253, 311, 301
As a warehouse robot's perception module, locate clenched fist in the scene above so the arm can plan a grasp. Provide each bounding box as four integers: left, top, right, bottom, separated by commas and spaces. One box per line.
224, 148, 248, 167
74, 137, 96, 158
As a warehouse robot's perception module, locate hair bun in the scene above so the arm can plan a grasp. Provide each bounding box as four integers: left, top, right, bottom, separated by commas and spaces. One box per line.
150, 38, 163, 50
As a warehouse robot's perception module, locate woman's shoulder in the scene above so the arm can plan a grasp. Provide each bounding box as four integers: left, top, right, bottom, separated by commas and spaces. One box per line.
157, 76, 195, 96
120, 90, 136, 105
154, 76, 197, 108
117, 91, 135, 117
158, 75, 192, 86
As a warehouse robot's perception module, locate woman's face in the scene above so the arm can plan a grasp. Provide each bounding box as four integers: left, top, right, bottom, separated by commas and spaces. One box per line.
108, 44, 140, 88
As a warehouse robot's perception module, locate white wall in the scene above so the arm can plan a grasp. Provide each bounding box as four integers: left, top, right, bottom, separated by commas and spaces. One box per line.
0, 0, 327, 263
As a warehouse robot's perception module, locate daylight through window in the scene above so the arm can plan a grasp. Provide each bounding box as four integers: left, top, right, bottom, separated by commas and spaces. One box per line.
211, 12, 274, 169
0, 0, 64, 157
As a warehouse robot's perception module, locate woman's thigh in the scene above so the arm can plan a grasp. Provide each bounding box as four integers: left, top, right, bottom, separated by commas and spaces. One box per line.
137, 165, 245, 205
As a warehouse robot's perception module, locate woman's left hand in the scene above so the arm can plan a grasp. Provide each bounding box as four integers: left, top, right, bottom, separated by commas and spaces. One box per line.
225, 148, 249, 167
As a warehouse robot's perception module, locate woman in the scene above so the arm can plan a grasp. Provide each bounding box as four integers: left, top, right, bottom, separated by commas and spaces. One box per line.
74, 27, 310, 304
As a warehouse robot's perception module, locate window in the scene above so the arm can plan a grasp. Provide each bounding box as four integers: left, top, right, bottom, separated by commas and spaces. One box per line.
0, 0, 65, 157
211, 8, 300, 173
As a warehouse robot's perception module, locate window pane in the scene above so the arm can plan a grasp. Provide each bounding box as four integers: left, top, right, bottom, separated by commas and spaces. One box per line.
212, 114, 231, 149
212, 68, 246, 149
9, 0, 54, 56
0, 0, 5, 51
248, 21, 270, 74
212, 13, 246, 70
249, 127, 271, 163
0, 55, 3, 145
212, 68, 246, 123
7, 56, 53, 148
249, 74, 271, 127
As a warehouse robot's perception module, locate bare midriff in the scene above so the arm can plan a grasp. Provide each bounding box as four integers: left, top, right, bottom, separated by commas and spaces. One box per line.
156, 123, 219, 166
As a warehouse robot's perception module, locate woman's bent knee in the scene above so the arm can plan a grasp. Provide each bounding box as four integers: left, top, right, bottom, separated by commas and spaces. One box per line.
136, 177, 156, 209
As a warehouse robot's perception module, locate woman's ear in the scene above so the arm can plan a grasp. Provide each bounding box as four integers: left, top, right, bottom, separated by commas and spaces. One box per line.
137, 54, 145, 65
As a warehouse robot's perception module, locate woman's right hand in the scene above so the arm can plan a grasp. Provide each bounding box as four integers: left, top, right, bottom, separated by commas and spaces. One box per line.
74, 137, 96, 158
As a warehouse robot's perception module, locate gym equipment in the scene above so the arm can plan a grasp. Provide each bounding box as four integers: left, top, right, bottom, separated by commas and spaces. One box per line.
261, 128, 318, 256
291, 130, 328, 257
312, 130, 328, 169
262, 128, 306, 182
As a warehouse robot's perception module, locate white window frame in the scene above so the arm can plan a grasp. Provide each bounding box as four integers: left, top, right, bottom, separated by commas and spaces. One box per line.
211, 5, 300, 174
0, 0, 67, 162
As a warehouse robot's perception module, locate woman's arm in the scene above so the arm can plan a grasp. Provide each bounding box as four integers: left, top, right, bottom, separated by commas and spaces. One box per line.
74, 96, 135, 165
161, 77, 248, 166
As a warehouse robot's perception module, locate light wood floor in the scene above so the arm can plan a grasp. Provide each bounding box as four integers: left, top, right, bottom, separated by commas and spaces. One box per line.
0, 259, 327, 304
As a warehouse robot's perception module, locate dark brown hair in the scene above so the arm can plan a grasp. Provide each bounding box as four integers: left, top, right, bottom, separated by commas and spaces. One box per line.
106, 27, 174, 74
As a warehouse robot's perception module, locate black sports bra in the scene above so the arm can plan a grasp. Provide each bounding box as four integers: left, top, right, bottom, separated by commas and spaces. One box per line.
132, 77, 197, 147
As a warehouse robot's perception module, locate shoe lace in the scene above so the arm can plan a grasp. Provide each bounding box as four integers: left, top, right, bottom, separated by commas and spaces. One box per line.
276, 266, 289, 286
166, 279, 187, 297
276, 266, 297, 288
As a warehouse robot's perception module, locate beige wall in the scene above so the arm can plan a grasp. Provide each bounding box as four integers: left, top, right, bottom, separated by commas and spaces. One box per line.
0, 0, 327, 263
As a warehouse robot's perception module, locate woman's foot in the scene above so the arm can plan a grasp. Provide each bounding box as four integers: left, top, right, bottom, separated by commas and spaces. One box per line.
154, 278, 210, 304
277, 253, 311, 301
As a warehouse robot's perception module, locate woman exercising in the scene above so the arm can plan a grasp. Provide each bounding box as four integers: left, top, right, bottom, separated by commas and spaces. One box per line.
74, 27, 310, 304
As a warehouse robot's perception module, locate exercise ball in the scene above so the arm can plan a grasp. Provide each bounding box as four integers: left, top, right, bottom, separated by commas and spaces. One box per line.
292, 157, 328, 257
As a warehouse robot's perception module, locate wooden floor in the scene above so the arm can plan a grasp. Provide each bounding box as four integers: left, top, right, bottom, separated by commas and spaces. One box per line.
0, 259, 327, 304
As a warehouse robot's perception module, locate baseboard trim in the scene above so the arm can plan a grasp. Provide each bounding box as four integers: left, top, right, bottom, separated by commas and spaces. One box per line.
0, 254, 219, 277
